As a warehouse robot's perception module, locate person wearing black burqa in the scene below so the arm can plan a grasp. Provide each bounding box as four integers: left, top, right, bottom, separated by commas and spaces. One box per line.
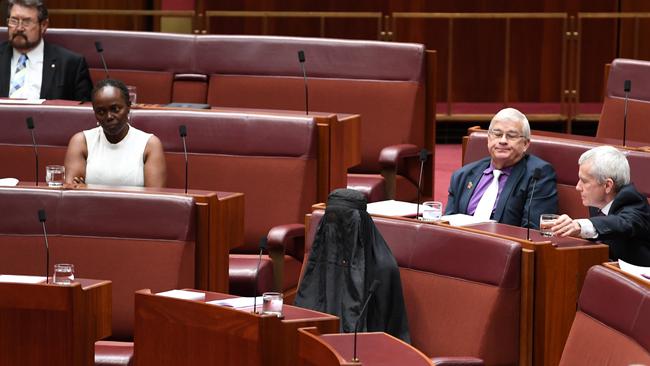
294, 189, 410, 343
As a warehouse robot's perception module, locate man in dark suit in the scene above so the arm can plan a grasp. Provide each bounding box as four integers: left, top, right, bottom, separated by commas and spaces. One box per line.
0, 0, 92, 101
445, 108, 558, 229
552, 145, 650, 266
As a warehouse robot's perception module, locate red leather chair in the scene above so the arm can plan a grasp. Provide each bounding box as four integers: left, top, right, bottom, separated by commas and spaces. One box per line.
559, 265, 650, 365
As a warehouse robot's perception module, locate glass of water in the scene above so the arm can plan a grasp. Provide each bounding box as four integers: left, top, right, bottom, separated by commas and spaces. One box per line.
539, 214, 560, 237
420, 201, 443, 221
127, 85, 137, 105
53, 264, 75, 285
45, 165, 65, 187
262, 292, 283, 317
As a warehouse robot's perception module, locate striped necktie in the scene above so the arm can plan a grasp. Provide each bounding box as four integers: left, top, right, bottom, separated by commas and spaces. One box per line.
9, 53, 28, 98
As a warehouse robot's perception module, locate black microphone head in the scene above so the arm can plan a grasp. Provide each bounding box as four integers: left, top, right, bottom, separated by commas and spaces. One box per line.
368, 279, 381, 293
419, 148, 429, 162
38, 209, 46, 223
94, 41, 104, 53
259, 236, 268, 250
624, 79, 631, 93
26, 116, 34, 130
533, 168, 542, 180
298, 50, 305, 63
179, 124, 187, 138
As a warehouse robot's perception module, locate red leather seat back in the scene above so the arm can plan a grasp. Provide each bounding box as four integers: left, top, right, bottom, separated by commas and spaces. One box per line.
304, 212, 521, 365
0, 187, 196, 340
559, 266, 650, 365
597, 58, 650, 144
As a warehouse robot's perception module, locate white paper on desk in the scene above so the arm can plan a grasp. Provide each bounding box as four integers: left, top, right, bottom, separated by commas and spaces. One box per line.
208, 296, 263, 309
367, 200, 427, 217
0, 98, 45, 105
618, 259, 650, 281
156, 289, 206, 301
0, 178, 19, 186
441, 214, 494, 226
0, 274, 46, 284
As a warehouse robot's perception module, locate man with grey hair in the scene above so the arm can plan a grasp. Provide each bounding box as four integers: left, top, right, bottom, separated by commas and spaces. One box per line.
446, 107, 558, 228
552, 145, 650, 265
0, 0, 92, 100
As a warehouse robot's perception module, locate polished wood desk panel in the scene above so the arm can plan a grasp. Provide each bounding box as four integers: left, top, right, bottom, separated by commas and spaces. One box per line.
134, 289, 339, 366
298, 327, 433, 366
461, 222, 609, 366
0, 279, 111, 366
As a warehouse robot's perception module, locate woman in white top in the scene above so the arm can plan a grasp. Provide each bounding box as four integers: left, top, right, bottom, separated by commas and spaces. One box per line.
64, 79, 166, 187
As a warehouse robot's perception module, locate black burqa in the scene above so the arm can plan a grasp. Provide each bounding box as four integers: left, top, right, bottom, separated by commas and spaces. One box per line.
294, 189, 410, 343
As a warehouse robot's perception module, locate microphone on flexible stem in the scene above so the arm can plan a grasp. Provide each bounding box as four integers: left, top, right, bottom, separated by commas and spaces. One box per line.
38, 209, 49, 284
178, 125, 188, 194
94, 41, 110, 79
297, 50, 309, 115
526, 168, 542, 241
415, 149, 429, 220
252, 236, 268, 314
352, 279, 381, 363
623, 79, 631, 146
26, 117, 39, 186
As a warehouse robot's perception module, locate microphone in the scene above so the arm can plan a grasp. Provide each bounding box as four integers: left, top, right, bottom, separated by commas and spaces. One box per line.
38, 209, 50, 284
623, 79, 631, 146
526, 168, 542, 241
252, 236, 268, 314
178, 125, 188, 194
26, 117, 39, 186
94, 41, 110, 79
352, 279, 381, 363
297, 50, 309, 115
415, 149, 429, 220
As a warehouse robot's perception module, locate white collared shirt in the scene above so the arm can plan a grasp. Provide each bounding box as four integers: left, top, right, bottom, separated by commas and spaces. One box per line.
576, 200, 614, 239
9, 39, 44, 100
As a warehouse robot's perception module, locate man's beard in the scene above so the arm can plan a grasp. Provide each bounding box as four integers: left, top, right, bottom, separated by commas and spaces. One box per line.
10, 32, 41, 51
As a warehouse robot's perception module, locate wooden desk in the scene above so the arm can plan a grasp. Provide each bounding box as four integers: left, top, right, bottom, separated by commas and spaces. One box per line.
134, 289, 339, 366
297, 327, 433, 366
0, 278, 111, 366
460, 222, 609, 366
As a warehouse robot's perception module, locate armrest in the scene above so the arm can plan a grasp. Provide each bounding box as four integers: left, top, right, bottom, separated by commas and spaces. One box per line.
267, 223, 305, 261
378, 144, 421, 172
431, 357, 484, 366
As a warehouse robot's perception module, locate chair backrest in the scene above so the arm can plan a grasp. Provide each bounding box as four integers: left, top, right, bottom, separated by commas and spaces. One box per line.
463, 129, 650, 217
304, 211, 522, 365
0, 187, 196, 340
597, 58, 650, 144
559, 265, 650, 365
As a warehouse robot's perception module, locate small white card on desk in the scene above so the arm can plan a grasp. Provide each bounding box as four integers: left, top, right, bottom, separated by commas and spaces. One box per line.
208, 296, 263, 309
0, 98, 45, 105
618, 259, 650, 282
440, 214, 494, 226
0, 274, 46, 284
0, 178, 19, 186
367, 200, 427, 217
156, 289, 206, 301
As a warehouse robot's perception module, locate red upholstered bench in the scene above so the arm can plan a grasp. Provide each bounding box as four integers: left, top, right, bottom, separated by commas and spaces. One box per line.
559, 265, 650, 365
303, 211, 523, 365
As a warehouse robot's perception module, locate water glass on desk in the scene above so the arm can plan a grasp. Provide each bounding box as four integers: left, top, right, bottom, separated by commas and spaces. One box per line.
52, 263, 74, 285
262, 292, 283, 317
45, 165, 65, 187
127, 85, 137, 105
420, 201, 443, 222
539, 214, 559, 237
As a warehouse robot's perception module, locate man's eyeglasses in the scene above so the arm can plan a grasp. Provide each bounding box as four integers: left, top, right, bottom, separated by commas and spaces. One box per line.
488, 129, 525, 141
7, 17, 37, 28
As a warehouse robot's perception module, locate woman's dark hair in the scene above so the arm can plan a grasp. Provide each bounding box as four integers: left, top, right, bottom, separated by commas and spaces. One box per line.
91, 79, 131, 106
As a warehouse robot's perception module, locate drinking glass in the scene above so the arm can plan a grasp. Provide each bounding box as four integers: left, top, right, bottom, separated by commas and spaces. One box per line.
421, 201, 443, 221
52, 263, 75, 285
45, 165, 65, 187
539, 214, 560, 237
262, 292, 283, 317
127, 85, 137, 105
